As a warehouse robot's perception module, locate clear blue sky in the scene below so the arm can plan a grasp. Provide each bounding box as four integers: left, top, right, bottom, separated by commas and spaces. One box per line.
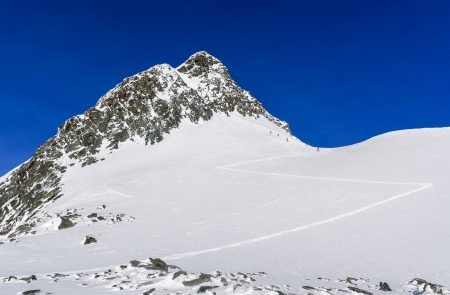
1, 0, 449, 175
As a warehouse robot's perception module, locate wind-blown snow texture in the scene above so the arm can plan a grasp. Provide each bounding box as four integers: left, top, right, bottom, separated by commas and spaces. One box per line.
1, 52, 449, 295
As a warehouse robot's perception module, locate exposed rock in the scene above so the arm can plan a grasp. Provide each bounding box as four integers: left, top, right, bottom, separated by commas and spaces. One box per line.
379, 282, 392, 291
410, 278, 444, 294
15, 224, 32, 235
20, 275, 37, 283
149, 258, 168, 272
21, 290, 41, 295
173, 270, 187, 279
58, 216, 74, 230
197, 285, 219, 293
50, 273, 68, 278
302, 286, 316, 290
348, 286, 373, 295
183, 273, 213, 286
346, 277, 358, 285
83, 236, 97, 245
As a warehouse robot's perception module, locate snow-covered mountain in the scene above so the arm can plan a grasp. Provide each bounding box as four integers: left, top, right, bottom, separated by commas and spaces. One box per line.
0, 51, 288, 237
1, 52, 449, 295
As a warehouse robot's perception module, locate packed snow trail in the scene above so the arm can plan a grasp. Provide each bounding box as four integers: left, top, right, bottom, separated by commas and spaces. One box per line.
163, 155, 432, 261
218, 154, 432, 186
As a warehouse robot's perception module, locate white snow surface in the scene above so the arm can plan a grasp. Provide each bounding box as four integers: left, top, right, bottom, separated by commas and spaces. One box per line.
1, 112, 450, 294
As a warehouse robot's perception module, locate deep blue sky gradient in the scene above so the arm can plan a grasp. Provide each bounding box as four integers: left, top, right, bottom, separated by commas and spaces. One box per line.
1, 0, 450, 175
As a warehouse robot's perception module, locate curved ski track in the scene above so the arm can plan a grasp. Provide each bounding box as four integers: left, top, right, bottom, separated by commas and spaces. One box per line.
163, 154, 432, 261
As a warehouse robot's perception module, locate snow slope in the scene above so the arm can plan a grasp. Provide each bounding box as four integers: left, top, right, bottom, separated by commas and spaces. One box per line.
1, 110, 449, 294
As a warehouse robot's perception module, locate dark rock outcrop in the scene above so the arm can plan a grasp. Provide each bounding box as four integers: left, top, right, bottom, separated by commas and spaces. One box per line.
149, 258, 168, 272
379, 282, 391, 291
348, 286, 372, 295
173, 270, 187, 280
410, 278, 444, 295
197, 285, 219, 293
58, 217, 74, 230
83, 236, 97, 245
142, 289, 155, 295
182, 273, 213, 286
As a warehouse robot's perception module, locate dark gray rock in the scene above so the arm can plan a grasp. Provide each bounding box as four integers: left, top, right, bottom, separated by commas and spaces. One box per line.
379, 282, 392, 291
15, 224, 32, 235
410, 278, 444, 295
197, 285, 218, 293
302, 286, 316, 290
20, 275, 37, 283
183, 273, 213, 286
83, 236, 97, 245
149, 258, 168, 272
348, 286, 372, 295
173, 270, 187, 280
58, 217, 74, 230
346, 277, 358, 285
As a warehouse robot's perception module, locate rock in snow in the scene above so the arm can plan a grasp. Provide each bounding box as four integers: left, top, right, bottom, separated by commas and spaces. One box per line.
83, 235, 97, 245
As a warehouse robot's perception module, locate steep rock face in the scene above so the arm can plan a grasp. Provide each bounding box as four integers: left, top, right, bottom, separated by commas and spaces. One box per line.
177, 52, 290, 130
0, 51, 291, 236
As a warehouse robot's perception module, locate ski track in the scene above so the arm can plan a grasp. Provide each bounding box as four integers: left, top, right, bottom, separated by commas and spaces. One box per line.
5, 154, 432, 278
162, 154, 432, 261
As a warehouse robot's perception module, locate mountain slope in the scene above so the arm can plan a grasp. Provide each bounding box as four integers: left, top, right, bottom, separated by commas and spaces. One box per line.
0, 51, 289, 237
1, 52, 449, 295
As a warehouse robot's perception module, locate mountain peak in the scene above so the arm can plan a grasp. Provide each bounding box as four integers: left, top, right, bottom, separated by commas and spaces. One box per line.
0, 52, 292, 236
177, 51, 228, 78
181, 50, 222, 66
